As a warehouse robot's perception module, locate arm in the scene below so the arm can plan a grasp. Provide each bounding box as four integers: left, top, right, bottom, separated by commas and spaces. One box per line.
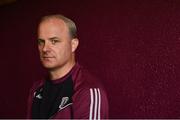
73, 87, 109, 119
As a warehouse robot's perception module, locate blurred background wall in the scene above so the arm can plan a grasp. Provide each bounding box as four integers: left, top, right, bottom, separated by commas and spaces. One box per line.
1, 0, 180, 118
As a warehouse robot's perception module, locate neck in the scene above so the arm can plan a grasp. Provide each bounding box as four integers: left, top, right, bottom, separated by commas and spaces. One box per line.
49, 59, 76, 80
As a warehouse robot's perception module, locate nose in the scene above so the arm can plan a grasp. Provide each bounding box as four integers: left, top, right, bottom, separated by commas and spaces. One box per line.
42, 42, 50, 52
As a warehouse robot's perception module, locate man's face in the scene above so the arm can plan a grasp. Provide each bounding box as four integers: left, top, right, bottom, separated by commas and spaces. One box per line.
37, 18, 74, 69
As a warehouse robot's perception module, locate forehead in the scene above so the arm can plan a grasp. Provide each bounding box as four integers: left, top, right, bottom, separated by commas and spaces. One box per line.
38, 18, 68, 32
38, 18, 69, 38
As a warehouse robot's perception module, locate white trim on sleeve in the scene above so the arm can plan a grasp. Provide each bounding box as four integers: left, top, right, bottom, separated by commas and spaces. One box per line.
89, 88, 101, 120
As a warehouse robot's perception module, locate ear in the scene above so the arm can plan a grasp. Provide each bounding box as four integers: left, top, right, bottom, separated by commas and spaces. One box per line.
71, 38, 79, 52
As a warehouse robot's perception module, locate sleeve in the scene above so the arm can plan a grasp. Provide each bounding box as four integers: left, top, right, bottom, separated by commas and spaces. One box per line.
26, 86, 34, 118
72, 87, 109, 119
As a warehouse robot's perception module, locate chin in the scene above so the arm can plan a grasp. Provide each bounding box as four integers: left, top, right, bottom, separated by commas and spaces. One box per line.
42, 63, 56, 69
42, 61, 67, 70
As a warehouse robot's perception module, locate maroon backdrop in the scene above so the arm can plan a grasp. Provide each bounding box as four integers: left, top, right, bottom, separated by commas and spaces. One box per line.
1, 0, 180, 118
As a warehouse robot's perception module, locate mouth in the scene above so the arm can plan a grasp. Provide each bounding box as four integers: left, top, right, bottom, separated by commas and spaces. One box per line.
43, 57, 54, 58
42, 56, 55, 61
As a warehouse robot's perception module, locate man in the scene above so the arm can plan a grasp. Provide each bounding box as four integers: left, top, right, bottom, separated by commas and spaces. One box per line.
27, 14, 109, 119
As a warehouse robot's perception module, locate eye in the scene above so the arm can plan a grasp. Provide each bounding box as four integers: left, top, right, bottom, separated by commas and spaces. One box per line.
51, 39, 59, 45
38, 39, 45, 46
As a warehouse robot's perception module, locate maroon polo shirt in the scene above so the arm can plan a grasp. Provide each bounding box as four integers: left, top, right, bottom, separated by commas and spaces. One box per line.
27, 63, 109, 119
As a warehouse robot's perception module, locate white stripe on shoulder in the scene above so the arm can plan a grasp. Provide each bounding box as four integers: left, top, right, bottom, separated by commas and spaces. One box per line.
94, 88, 98, 120
89, 88, 94, 120
89, 88, 101, 120
97, 88, 101, 120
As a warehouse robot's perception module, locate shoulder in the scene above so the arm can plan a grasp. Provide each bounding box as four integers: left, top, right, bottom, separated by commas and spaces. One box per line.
72, 65, 109, 118
73, 65, 105, 91
27, 79, 45, 118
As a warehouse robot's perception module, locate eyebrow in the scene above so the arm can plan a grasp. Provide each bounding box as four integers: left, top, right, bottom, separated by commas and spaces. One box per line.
37, 37, 60, 41
38, 38, 43, 40
49, 37, 59, 40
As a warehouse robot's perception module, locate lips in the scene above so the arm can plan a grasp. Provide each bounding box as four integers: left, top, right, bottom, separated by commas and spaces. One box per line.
42, 56, 55, 61
43, 57, 54, 58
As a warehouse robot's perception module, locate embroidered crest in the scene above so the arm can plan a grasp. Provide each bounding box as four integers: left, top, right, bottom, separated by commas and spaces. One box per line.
59, 97, 72, 110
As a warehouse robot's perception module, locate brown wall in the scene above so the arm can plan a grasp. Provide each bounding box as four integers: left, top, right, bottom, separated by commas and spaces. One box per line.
1, 0, 180, 118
